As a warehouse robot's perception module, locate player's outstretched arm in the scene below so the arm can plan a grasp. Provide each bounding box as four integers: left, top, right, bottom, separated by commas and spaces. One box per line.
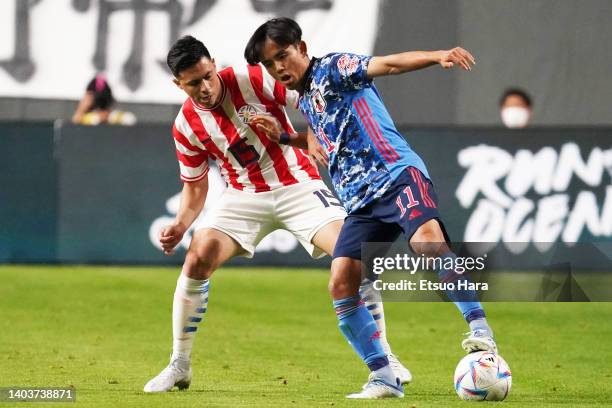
250, 114, 309, 149
159, 177, 209, 255
366, 47, 476, 78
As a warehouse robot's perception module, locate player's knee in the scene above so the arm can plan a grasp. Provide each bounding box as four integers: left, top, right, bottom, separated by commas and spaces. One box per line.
328, 259, 361, 299
411, 220, 447, 256
328, 277, 353, 299
414, 223, 439, 241
183, 244, 220, 280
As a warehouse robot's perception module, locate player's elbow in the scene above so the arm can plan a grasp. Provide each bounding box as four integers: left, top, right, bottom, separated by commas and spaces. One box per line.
386, 65, 401, 75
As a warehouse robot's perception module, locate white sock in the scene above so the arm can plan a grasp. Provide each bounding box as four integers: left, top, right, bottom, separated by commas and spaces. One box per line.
360, 279, 392, 355
469, 317, 493, 338
171, 274, 210, 362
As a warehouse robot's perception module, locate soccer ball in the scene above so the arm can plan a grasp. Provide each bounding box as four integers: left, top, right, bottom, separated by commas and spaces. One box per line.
453, 351, 512, 401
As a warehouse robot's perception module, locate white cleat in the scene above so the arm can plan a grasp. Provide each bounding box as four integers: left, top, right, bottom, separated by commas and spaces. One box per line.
144, 359, 192, 393
388, 353, 413, 384
462, 329, 498, 354
363, 354, 412, 390
349, 374, 404, 399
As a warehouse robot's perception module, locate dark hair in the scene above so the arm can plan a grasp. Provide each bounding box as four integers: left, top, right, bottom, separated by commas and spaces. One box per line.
244, 17, 302, 65
500, 88, 532, 107
166, 35, 211, 77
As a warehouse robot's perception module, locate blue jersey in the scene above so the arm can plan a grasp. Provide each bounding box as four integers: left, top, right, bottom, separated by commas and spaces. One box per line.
298, 53, 430, 213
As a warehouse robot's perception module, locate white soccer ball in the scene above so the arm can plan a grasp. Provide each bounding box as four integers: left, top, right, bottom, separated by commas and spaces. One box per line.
453, 351, 512, 401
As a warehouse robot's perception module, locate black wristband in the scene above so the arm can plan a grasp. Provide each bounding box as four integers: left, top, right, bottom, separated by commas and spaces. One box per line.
279, 132, 291, 145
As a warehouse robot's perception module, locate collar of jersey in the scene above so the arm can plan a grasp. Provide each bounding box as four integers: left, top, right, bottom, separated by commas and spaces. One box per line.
191, 73, 226, 111
299, 57, 319, 96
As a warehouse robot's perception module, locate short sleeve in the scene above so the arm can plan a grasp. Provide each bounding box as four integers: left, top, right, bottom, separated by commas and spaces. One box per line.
327, 53, 373, 92
172, 122, 210, 183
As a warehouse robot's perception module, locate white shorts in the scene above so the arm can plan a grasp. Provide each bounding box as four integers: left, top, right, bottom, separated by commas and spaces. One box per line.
198, 180, 347, 258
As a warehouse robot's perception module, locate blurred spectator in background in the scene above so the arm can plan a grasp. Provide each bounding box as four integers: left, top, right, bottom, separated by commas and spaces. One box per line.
71, 73, 136, 125
499, 88, 532, 128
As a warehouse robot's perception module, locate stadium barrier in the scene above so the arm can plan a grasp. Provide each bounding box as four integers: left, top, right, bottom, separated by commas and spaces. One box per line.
1, 123, 610, 269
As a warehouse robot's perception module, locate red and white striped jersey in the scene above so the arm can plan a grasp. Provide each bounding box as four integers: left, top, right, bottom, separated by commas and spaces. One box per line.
172, 64, 320, 192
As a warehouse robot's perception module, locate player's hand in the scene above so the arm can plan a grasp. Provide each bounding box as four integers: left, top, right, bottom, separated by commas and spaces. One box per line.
308, 137, 329, 167
439, 47, 476, 71
250, 114, 282, 143
158, 223, 187, 256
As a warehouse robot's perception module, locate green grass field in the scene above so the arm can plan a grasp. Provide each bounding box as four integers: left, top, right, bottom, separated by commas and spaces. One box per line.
1, 265, 611, 407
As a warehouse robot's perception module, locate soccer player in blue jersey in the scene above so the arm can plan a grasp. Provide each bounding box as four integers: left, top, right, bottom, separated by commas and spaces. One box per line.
245, 18, 497, 399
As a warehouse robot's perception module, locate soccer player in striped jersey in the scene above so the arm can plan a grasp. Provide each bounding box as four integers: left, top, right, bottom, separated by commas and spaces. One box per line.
143, 35, 411, 393
246, 18, 498, 399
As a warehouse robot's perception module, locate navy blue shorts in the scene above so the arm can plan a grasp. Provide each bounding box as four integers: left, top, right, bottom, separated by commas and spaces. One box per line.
332, 166, 450, 260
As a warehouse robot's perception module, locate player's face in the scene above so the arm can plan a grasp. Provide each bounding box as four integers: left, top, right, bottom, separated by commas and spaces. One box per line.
260, 39, 310, 92
174, 57, 222, 108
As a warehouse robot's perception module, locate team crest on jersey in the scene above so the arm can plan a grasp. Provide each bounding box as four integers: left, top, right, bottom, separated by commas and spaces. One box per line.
337, 54, 359, 76
311, 90, 326, 113
237, 105, 259, 124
